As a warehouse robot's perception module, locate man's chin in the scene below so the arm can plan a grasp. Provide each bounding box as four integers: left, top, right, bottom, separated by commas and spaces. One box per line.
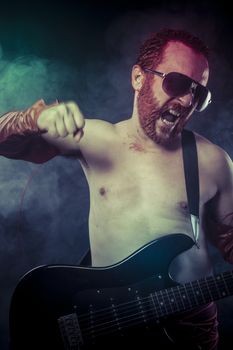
153, 134, 173, 146
151, 127, 181, 148
140, 116, 182, 148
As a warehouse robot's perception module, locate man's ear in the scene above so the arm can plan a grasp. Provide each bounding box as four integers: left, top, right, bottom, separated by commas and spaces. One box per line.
131, 65, 145, 91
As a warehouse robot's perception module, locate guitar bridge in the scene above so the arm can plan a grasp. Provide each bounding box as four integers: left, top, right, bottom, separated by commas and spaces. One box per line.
58, 313, 83, 349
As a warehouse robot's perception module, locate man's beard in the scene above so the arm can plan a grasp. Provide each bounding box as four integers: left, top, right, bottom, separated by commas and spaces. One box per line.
137, 78, 190, 146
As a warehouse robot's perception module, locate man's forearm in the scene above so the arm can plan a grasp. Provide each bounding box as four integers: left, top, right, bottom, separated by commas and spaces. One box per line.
0, 99, 60, 163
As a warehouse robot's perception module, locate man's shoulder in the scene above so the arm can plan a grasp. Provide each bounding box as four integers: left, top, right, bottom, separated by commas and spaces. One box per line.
86, 118, 115, 131
84, 118, 117, 142
194, 131, 230, 161
194, 131, 232, 186
81, 117, 122, 158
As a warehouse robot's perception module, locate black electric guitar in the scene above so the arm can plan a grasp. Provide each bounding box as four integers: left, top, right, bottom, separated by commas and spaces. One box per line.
9, 234, 233, 349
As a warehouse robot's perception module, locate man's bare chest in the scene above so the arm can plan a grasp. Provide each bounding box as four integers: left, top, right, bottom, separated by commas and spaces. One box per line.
88, 148, 187, 215
87, 143, 216, 217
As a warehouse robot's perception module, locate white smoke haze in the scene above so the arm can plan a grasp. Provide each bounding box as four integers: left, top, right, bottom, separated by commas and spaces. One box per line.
0, 5, 232, 349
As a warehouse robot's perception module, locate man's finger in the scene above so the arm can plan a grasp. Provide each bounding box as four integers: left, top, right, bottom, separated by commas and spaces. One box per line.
74, 129, 84, 142
66, 102, 85, 130
56, 115, 68, 137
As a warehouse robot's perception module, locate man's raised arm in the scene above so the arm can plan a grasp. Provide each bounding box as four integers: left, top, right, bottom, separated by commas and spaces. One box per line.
0, 99, 60, 163
0, 99, 87, 163
0, 98, 116, 166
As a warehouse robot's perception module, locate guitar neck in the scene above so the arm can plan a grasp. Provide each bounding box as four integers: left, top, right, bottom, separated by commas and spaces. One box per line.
151, 270, 233, 318
76, 270, 233, 346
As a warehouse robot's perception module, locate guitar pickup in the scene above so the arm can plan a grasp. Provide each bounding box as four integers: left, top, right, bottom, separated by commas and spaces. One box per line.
58, 312, 83, 349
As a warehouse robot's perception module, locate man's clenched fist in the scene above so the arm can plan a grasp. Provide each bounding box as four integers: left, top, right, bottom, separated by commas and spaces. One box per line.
37, 101, 85, 142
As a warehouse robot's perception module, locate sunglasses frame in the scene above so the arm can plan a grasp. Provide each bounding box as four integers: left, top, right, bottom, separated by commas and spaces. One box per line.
143, 68, 211, 112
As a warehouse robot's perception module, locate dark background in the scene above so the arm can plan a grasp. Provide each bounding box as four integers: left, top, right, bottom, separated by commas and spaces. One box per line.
0, 1, 233, 349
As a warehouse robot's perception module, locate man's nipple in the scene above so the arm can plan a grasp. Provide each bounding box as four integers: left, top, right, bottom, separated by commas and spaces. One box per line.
99, 187, 106, 196
179, 201, 189, 214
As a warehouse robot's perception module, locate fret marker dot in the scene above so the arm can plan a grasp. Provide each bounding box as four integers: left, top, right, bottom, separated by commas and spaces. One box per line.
160, 302, 163, 306
171, 298, 174, 302
196, 291, 199, 295
182, 295, 186, 298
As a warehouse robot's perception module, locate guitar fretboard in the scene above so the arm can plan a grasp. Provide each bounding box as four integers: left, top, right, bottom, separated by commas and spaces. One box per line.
151, 270, 233, 318
79, 270, 233, 343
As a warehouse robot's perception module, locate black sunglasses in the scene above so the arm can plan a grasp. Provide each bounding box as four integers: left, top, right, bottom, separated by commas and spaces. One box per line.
144, 68, 211, 112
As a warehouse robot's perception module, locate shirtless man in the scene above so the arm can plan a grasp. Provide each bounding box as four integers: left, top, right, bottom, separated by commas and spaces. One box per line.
0, 29, 233, 349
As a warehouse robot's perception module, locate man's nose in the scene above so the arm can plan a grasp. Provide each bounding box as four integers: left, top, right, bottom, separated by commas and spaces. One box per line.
176, 93, 193, 108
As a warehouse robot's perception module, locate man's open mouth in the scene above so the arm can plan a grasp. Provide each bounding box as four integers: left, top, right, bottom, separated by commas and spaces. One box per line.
161, 109, 181, 125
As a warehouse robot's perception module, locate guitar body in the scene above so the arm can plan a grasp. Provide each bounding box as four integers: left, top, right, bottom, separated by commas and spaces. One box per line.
10, 234, 194, 349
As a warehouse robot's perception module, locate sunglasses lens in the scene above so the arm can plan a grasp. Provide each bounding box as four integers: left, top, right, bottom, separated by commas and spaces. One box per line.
163, 72, 191, 97
195, 86, 211, 112
163, 72, 211, 112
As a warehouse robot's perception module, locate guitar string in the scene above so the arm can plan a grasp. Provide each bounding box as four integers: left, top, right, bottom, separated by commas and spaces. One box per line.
78, 283, 191, 321
80, 275, 233, 342
81, 308, 162, 341
79, 293, 162, 319
79, 287, 185, 324
79, 278, 225, 342
81, 298, 159, 323
81, 294, 193, 335
52, 272, 232, 344
77, 273, 233, 325
77, 276, 232, 336
81, 299, 160, 328
78, 274, 233, 338
80, 297, 212, 342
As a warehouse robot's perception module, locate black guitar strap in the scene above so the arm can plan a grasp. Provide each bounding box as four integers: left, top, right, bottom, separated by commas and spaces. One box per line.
181, 129, 200, 247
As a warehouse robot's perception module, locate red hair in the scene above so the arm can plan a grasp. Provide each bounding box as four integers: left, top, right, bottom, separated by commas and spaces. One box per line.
135, 28, 209, 70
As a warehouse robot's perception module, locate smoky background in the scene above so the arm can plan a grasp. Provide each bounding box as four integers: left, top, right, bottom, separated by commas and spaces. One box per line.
0, 1, 232, 349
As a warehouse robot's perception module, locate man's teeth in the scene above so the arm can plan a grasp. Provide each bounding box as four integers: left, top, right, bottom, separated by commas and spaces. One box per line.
162, 118, 174, 125
169, 109, 180, 117
161, 109, 181, 125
